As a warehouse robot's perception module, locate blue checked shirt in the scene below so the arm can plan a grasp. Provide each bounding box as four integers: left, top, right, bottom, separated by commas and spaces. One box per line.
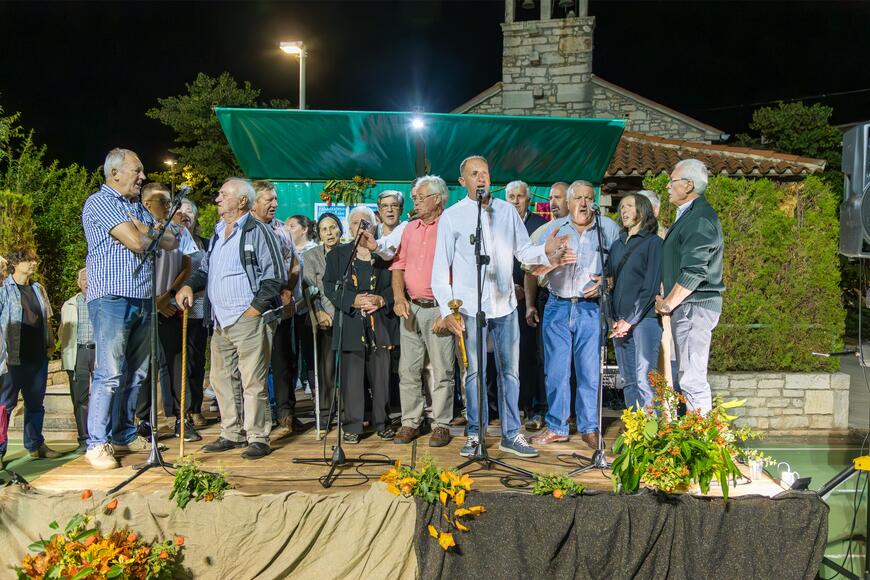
539, 215, 620, 299
75, 293, 94, 345
82, 184, 155, 302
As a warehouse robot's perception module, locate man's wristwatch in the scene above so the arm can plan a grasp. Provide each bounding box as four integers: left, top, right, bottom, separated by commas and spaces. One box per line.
659, 303, 672, 314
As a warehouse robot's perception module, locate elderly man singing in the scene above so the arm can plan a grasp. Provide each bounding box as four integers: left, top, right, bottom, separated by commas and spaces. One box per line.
656, 159, 724, 414
81, 148, 178, 470
432, 155, 574, 459
176, 177, 286, 460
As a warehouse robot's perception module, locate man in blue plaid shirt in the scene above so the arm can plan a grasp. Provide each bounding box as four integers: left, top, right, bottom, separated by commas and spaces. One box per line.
81, 148, 178, 470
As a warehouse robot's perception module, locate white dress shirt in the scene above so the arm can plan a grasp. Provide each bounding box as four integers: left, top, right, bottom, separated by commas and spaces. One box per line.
374, 221, 407, 260
432, 196, 549, 319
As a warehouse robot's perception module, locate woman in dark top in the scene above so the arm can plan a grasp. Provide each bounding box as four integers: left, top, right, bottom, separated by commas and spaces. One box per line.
323, 208, 398, 443
0, 247, 61, 467
609, 194, 663, 411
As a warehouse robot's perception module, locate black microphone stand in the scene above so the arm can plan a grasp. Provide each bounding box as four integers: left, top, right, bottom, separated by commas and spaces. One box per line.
455, 189, 534, 478
568, 203, 612, 475
293, 222, 393, 488
108, 187, 184, 494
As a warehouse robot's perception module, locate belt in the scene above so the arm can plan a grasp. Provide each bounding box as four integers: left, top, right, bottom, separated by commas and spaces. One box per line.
552, 295, 596, 304
410, 298, 438, 308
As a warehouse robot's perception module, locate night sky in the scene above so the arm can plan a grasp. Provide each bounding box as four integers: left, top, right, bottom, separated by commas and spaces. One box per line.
1, 0, 868, 172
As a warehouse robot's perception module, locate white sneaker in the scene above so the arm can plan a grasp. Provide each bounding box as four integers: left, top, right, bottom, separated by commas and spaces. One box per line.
85, 443, 119, 470
113, 436, 150, 453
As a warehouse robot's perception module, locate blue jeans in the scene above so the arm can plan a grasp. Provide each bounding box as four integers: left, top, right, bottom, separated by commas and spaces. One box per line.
87, 295, 152, 449
0, 358, 49, 454
463, 309, 521, 440
613, 316, 662, 411
543, 296, 600, 435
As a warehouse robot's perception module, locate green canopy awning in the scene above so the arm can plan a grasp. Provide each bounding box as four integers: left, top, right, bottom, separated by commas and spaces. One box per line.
216, 108, 625, 186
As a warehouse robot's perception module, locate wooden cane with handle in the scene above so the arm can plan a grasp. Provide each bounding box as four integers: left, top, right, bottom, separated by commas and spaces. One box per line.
447, 299, 468, 369
180, 308, 188, 458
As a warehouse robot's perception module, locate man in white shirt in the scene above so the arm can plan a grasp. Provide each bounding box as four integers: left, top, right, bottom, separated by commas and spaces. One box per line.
431, 155, 574, 458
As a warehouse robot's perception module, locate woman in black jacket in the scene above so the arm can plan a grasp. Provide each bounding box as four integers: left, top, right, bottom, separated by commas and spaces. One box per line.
609, 194, 663, 411
323, 207, 398, 443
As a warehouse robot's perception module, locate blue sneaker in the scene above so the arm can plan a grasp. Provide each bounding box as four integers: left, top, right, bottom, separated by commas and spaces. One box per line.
459, 436, 479, 457
499, 434, 539, 458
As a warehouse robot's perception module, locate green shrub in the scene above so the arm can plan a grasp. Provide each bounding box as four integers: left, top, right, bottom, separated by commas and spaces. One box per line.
644, 174, 844, 372
0, 189, 38, 264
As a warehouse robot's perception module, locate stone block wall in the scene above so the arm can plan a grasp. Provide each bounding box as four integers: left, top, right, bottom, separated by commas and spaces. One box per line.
591, 83, 720, 142
709, 372, 850, 434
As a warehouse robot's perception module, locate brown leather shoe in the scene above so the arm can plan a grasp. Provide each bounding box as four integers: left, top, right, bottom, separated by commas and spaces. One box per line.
393, 426, 419, 445
531, 429, 569, 445
580, 432, 600, 449
271, 416, 296, 440
429, 427, 451, 448
450, 415, 468, 427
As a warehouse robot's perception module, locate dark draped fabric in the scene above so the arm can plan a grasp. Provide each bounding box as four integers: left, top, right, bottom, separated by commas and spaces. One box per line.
415, 490, 828, 580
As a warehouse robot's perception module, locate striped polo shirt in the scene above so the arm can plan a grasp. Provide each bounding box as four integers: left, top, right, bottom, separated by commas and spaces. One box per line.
82, 184, 156, 302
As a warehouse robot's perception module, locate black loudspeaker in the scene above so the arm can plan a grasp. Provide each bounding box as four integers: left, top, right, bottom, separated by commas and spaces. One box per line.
840, 122, 870, 257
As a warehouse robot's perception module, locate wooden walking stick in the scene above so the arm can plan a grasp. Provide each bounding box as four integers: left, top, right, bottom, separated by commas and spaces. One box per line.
447, 299, 468, 368
180, 308, 188, 458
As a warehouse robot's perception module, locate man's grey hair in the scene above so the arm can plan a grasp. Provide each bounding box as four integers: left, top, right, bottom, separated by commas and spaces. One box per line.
550, 181, 569, 192
378, 189, 404, 209
459, 155, 488, 176
636, 190, 660, 212
674, 159, 709, 195
567, 180, 595, 199
103, 148, 137, 179
223, 177, 255, 207
349, 205, 376, 226
415, 175, 449, 205
251, 179, 277, 200
505, 180, 530, 196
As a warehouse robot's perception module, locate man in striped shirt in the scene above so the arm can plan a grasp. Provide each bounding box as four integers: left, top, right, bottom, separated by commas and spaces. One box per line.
81, 148, 178, 470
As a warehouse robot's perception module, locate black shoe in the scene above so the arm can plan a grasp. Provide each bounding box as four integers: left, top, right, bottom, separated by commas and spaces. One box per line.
377, 427, 396, 441
240, 442, 271, 460
201, 437, 245, 453
174, 419, 202, 442
343, 432, 360, 444
137, 421, 152, 439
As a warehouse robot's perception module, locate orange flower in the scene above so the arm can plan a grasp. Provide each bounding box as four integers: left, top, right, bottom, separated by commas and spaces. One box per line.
175, 536, 184, 546
455, 519, 470, 532
106, 498, 119, 512
84, 535, 98, 547
552, 489, 565, 499
81, 489, 93, 500
159, 550, 169, 560
401, 484, 413, 494
127, 532, 138, 543
438, 531, 456, 550
428, 524, 438, 538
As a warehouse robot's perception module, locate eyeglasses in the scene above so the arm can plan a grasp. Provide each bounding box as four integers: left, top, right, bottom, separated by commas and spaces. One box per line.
411, 193, 438, 203
667, 177, 691, 186
378, 203, 402, 211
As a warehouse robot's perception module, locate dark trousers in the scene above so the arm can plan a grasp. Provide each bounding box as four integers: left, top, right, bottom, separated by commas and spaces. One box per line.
340, 347, 390, 434
293, 313, 316, 392
316, 326, 336, 425
67, 344, 95, 445
172, 320, 207, 415
135, 313, 185, 423
0, 357, 49, 454
518, 300, 547, 417
272, 317, 297, 420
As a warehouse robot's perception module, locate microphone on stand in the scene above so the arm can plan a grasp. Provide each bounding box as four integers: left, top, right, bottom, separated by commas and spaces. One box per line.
591, 202, 600, 213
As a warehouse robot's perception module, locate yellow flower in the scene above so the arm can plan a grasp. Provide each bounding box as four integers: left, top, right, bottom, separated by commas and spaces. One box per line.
438, 532, 456, 550
467, 505, 486, 516
399, 477, 417, 488
386, 484, 400, 495
439, 490, 448, 505
428, 524, 438, 538
439, 471, 451, 484
455, 519, 470, 532
454, 489, 466, 507
454, 508, 471, 517
456, 473, 473, 491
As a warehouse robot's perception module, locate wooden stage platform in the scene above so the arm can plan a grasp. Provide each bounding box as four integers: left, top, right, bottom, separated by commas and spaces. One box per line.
33, 397, 784, 498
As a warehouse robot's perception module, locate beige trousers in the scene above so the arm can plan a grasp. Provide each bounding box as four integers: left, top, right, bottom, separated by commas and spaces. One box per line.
210, 315, 276, 444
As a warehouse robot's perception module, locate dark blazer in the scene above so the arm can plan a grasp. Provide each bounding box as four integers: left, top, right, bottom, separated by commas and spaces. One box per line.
608, 229, 663, 325
513, 211, 548, 285
323, 242, 398, 352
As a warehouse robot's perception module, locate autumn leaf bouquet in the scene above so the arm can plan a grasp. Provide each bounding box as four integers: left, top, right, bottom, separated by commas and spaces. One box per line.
611, 371, 763, 500
319, 176, 377, 206
15, 492, 184, 579
381, 459, 485, 551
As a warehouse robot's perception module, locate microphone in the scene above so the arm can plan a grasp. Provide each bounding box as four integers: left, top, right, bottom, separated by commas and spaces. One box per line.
358, 218, 372, 233
475, 187, 489, 200
591, 203, 600, 213
179, 185, 191, 196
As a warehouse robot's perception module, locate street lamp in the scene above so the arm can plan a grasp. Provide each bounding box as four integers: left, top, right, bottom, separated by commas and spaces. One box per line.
280, 40, 307, 110
164, 159, 177, 194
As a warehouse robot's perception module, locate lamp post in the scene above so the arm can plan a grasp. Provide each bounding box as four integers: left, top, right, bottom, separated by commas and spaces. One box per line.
280, 40, 307, 110
163, 159, 177, 194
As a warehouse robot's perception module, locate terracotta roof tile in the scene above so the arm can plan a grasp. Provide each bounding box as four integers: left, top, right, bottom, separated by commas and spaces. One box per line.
607, 132, 827, 178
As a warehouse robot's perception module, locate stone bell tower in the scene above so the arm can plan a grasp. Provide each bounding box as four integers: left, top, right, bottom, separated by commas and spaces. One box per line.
500, 0, 595, 117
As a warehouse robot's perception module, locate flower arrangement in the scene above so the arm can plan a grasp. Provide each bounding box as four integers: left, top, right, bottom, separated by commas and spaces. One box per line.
170, 455, 233, 509
381, 459, 485, 551
611, 371, 764, 500
319, 176, 376, 206
15, 493, 183, 579
531, 474, 585, 499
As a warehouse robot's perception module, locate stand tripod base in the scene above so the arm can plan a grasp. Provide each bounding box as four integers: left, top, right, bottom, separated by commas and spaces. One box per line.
107, 442, 168, 495
293, 444, 394, 489
567, 448, 610, 476
455, 441, 536, 478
